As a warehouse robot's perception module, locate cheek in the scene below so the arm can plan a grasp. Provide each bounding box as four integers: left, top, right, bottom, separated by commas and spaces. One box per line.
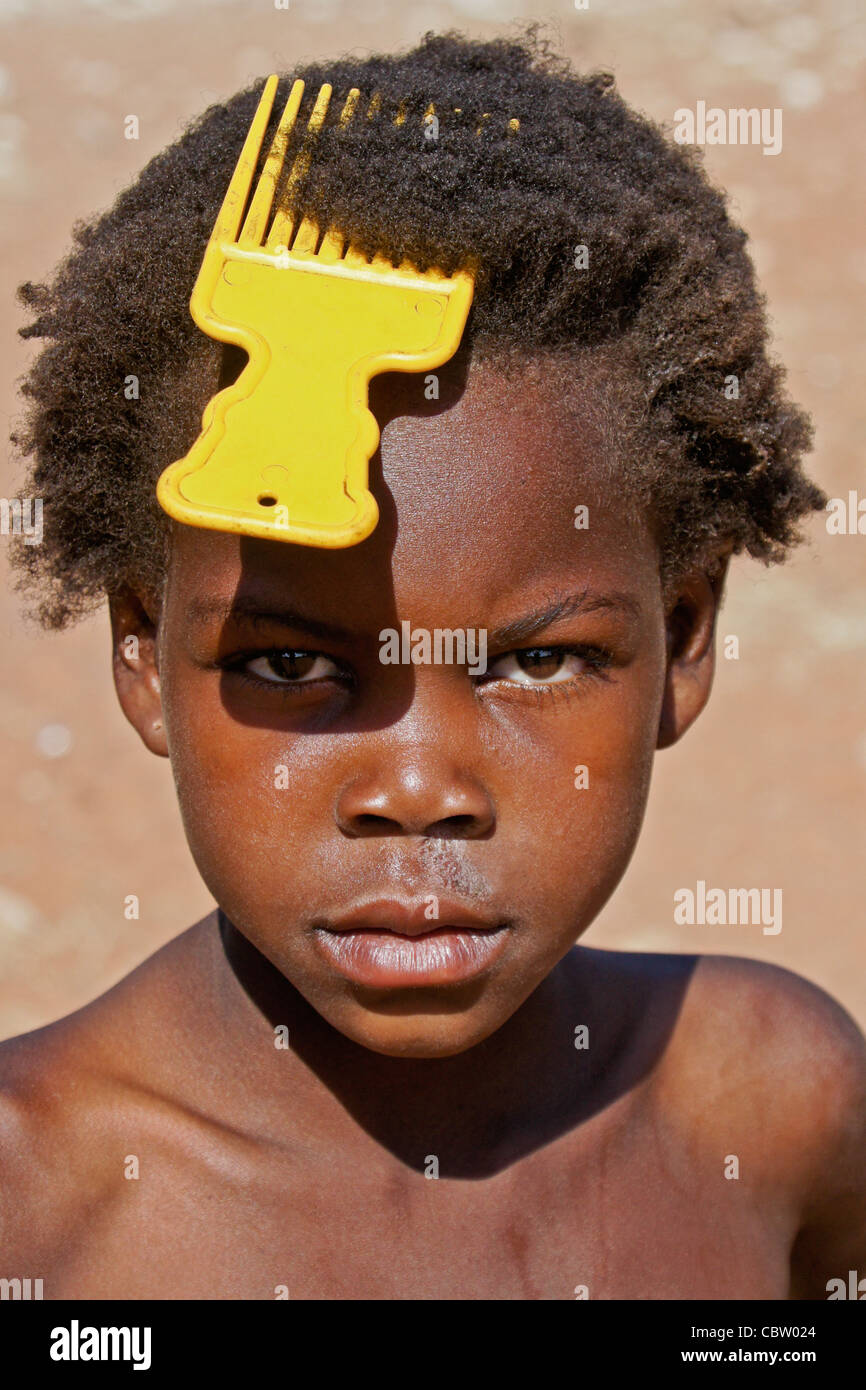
160, 663, 333, 911
483, 664, 663, 930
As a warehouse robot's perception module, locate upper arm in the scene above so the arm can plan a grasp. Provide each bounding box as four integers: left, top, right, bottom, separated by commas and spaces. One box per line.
714, 957, 866, 1299
786, 1001, 866, 1299
0, 1076, 41, 1265
670, 954, 866, 1300
0, 1034, 95, 1269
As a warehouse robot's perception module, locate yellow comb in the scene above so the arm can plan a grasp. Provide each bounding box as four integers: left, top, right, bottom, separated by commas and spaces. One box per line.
157, 76, 517, 547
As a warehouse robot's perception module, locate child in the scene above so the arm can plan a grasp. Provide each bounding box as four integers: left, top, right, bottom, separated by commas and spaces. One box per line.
3, 28, 864, 1300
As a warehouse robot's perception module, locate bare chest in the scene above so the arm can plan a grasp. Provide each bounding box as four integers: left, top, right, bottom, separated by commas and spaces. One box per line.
46, 1115, 793, 1300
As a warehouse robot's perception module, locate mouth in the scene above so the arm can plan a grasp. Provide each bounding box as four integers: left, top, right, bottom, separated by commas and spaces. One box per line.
312, 897, 510, 988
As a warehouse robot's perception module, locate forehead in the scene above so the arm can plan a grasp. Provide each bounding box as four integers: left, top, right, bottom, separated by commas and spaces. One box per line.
369, 355, 639, 556
168, 353, 659, 621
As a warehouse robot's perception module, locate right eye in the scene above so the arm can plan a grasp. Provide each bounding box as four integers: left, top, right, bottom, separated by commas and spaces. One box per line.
241, 650, 345, 686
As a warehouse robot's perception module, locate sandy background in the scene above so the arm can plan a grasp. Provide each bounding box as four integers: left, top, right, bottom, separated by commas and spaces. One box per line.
0, 0, 864, 1039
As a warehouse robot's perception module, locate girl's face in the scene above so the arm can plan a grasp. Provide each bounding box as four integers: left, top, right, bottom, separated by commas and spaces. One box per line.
134, 356, 717, 1057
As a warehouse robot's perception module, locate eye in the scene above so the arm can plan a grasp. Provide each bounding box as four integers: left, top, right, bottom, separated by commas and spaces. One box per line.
242, 650, 344, 685
486, 647, 606, 686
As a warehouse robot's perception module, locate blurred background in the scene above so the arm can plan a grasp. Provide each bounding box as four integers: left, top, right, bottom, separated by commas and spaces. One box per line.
0, 0, 864, 1039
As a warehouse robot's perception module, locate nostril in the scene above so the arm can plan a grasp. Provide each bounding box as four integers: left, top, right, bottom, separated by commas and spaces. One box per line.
425, 811, 480, 834
353, 813, 401, 833
428, 815, 477, 838
336, 782, 495, 840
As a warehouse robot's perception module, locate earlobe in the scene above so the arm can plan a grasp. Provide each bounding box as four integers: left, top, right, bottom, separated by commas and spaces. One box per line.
109, 586, 169, 758
657, 562, 728, 750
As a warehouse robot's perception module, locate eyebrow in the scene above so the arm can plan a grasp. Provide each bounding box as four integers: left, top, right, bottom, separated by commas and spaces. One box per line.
189, 589, 641, 647
485, 590, 642, 648
187, 597, 356, 644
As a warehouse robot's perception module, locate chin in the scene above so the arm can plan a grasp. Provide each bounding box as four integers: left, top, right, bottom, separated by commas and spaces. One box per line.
343, 1011, 499, 1059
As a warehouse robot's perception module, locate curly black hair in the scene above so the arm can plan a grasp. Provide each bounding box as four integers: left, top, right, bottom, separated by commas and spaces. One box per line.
9, 24, 822, 629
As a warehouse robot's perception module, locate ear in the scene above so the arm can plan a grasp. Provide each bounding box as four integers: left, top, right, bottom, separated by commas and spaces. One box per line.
656, 558, 730, 750
109, 584, 168, 757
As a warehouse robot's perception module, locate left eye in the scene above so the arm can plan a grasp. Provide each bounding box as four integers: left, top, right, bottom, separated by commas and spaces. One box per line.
243, 651, 343, 684
486, 648, 589, 685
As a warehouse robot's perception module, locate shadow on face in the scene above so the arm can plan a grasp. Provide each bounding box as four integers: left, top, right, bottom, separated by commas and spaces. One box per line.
147, 344, 686, 1077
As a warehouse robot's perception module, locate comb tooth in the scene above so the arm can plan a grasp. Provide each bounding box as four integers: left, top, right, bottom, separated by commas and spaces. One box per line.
339, 87, 361, 127
318, 228, 345, 261
267, 206, 293, 252
343, 245, 370, 269
267, 213, 293, 252
475, 112, 491, 137
366, 92, 381, 120
211, 74, 279, 247
240, 78, 305, 248
292, 216, 320, 255
307, 82, 333, 134
267, 83, 332, 251
394, 99, 408, 127
368, 252, 396, 274
314, 90, 361, 261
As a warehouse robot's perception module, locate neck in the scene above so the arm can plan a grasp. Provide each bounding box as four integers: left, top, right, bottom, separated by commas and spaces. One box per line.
206, 911, 630, 1177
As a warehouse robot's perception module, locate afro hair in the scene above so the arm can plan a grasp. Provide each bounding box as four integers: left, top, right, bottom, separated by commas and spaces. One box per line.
9, 24, 822, 629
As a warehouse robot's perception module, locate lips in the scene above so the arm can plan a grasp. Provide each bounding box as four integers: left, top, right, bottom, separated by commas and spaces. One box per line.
313, 897, 509, 988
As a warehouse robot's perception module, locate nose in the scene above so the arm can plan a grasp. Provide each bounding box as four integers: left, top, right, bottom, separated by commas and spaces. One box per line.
335, 749, 495, 839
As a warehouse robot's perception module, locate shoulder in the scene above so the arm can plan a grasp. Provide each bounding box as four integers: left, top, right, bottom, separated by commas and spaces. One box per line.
575, 945, 866, 1112
653, 953, 866, 1132
580, 945, 865, 1086
657, 955, 866, 1265
0, 917, 219, 1269
689, 955, 866, 1296
681, 954, 866, 1113
0, 1020, 118, 1269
